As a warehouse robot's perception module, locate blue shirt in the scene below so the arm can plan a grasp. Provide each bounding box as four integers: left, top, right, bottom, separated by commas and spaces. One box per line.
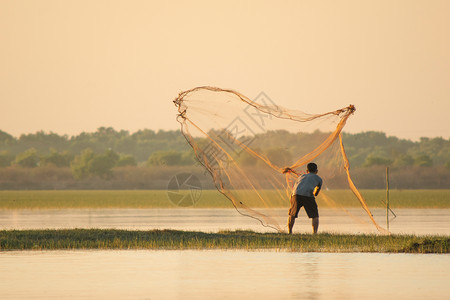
292, 173, 323, 197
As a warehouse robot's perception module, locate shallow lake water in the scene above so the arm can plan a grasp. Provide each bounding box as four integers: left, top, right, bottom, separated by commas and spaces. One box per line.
0, 250, 449, 299
1, 208, 449, 235
1, 209, 449, 299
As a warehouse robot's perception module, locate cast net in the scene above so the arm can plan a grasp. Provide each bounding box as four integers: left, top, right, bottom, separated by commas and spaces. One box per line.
174, 86, 387, 233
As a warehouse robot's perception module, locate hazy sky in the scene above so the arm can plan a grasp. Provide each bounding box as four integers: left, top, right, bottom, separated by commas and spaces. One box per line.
1, 0, 449, 140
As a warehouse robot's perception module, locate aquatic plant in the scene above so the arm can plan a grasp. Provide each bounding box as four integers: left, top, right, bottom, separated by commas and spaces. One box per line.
0, 229, 448, 253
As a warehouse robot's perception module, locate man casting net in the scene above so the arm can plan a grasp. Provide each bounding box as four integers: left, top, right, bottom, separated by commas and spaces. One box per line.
174, 86, 387, 233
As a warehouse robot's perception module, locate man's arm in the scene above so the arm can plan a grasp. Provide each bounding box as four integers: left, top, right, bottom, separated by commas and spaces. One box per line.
314, 183, 322, 197
282, 167, 299, 176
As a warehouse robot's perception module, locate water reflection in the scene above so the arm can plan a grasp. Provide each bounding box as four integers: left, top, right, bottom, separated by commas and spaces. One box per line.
1, 208, 449, 235
0, 250, 448, 299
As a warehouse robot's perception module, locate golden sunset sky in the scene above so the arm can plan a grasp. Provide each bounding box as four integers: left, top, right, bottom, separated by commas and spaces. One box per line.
1, 0, 449, 140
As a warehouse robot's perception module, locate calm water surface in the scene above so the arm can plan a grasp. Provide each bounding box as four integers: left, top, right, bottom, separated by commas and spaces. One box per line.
1, 209, 449, 299
0, 250, 448, 299
1, 208, 449, 235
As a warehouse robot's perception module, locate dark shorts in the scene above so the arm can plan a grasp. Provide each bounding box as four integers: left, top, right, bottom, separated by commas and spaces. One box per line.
289, 195, 319, 219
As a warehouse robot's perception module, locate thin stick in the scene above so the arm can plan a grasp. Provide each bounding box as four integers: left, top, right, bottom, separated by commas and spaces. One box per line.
386, 167, 390, 231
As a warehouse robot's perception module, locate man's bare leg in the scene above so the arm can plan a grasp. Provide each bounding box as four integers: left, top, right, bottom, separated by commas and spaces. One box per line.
312, 217, 319, 234
288, 216, 295, 234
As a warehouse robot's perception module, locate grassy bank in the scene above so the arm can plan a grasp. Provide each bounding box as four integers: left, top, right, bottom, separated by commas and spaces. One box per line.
0, 229, 448, 253
0, 189, 449, 209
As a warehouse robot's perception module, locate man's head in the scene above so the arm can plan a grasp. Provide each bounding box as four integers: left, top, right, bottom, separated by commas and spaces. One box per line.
307, 162, 318, 173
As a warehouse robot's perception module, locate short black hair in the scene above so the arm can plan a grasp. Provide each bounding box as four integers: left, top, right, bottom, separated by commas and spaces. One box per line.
307, 162, 318, 173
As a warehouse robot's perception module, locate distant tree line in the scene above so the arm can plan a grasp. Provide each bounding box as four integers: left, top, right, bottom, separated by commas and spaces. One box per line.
0, 127, 194, 179
0, 127, 449, 188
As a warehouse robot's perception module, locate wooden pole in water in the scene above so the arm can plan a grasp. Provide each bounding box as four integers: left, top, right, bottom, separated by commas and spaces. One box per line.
386, 167, 390, 231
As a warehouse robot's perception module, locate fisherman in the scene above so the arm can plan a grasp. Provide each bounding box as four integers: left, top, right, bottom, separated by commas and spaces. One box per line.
287, 162, 322, 234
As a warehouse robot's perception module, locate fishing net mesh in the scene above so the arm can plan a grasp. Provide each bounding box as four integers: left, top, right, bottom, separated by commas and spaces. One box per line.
174, 86, 387, 233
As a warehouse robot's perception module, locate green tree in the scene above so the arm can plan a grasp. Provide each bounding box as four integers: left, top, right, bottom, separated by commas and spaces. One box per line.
236, 151, 258, 166
1, 128, 448, 168
363, 154, 392, 167
0, 130, 14, 144
0, 151, 14, 167
89, 149, 119, 179
71, 149, 120, 179
265, 147, 292, 167
147, 151, 183, 166
41, 149, 73, 167
17, 131, 68, 154
71, 148, 95, 179
15, 148, 39, 168
393, 154, 414, 167
116, 154, 137, 167
414, 153, 433, 167
180, 150, 196, 165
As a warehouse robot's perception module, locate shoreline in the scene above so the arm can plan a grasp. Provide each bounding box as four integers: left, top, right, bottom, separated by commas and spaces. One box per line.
1, 229, 448, 253
0, 189, 449, 209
